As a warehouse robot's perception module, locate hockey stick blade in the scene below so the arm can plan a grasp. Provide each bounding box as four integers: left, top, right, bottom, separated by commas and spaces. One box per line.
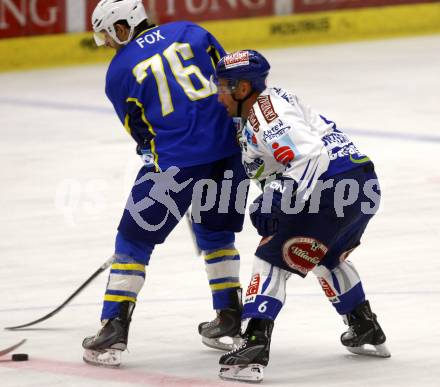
4, 257, 114, 330
0, 339, 27, 357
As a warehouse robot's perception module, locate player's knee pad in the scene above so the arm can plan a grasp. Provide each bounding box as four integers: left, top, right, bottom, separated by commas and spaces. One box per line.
313, 260, 365, 315
115, 231, 154, 265
101, 253, 147, 320
203, 239, 241, 310
242, 256, 291, 321
192, 222, 235, 251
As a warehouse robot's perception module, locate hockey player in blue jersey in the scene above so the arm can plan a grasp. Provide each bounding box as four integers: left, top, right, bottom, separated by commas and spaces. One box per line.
82, 0, 248, 367
214, 50, 390, 382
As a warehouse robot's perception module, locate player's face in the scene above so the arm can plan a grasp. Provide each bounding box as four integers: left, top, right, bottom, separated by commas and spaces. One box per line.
217, 79, 238, 117
104, 32, 120, 49
96, 24, 129, 50
94, 30, 121, 49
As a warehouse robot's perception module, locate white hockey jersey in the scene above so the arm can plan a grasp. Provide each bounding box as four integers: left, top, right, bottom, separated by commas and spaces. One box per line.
239, 87, 369, 199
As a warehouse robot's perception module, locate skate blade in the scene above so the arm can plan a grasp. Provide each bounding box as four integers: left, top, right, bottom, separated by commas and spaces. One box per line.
83, 349, 122, 368
202, 335, 242, 351
346, 343, 391, 358
219, 364, 264, 383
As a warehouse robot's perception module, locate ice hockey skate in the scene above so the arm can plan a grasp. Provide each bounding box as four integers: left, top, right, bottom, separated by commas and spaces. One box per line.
82, 301, 134, 367
198, 288, 242, 351
341, 300, 391, 358
218, 318, 274, 383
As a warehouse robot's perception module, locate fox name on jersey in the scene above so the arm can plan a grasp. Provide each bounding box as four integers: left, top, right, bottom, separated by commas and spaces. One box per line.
134, 30, 165, 48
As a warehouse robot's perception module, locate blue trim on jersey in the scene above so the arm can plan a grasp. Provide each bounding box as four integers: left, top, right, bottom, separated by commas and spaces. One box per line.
105, 289, 138, 298
261, 265, 274, 294
110, 269, 146, 278
209, 277, 239, 285
320, 114, 337, 129
321, 126, 372, 178
331, 272, 341, 294
205, 255, 240, 265
243, 295, 283, 320
299, 159, 311, 182
306, 162, 320, 190
334, 282, 365, 315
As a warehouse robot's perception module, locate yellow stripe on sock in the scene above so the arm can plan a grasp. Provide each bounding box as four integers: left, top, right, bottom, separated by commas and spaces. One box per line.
210, 282, 241, 291
111, 263, 146, 272
204, 249, 239, 261
104, 295, 137, 303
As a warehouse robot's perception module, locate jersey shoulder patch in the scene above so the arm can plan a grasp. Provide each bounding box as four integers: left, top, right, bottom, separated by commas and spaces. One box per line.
257, 95, 278, 124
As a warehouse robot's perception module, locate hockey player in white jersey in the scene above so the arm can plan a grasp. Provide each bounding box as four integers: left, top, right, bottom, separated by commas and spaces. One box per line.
214, 50, 390, 382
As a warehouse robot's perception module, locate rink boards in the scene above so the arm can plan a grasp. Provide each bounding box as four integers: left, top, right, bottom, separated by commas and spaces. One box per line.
0, 2, 439, 72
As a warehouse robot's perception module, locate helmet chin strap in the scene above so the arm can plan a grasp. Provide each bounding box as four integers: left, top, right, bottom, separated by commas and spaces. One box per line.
232, 88, 254, 118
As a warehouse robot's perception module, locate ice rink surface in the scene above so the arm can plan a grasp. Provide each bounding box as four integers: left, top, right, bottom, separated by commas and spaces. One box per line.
0, 34, 439, 386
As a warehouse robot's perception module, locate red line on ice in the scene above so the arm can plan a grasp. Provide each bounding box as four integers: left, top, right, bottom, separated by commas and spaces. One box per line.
0, 357, 225, 386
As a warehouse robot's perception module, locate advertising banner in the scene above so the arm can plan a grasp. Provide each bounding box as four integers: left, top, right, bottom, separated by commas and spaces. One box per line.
0, 0, 65, 38
1, 2, 440, 72
293, 0, 439, 13
86, 0, 275, 29
1, 0, 439, 39
151, 0, 274, 23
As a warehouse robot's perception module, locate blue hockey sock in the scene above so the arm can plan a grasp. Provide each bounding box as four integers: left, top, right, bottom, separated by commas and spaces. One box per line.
204, 244, 241, 310
101, 254, 146, 320
313, 260, 366, 315
100, 232, 154, 320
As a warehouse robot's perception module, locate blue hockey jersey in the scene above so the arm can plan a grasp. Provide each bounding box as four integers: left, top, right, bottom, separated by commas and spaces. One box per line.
105, 21, 240, 170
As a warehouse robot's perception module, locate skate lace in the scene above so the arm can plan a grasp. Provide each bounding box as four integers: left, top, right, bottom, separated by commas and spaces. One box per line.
345, 321, 367, 339
205, 316, 220, 329
224, 337, 248, 356
94, 321, 108, 339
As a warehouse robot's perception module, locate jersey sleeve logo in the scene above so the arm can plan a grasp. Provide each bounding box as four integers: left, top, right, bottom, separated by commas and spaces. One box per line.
272, 142, 295, 165
257, 95, 278, 123
248, 107, 260, 132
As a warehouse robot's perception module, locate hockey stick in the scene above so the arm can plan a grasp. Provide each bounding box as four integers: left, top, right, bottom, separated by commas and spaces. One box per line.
185, 210, 202, 256
0, 339, 26, 356
6, 214, 198, 330
4, 256, 114, 331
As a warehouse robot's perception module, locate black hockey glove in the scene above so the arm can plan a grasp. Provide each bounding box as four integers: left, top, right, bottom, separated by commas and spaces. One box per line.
250, 177, 298, 237
136, 144, 157, 169
250, 190, 282, 237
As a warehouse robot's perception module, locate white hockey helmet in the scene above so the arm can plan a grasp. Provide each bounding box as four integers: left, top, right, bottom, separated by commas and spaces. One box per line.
92, 0, 148, 46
